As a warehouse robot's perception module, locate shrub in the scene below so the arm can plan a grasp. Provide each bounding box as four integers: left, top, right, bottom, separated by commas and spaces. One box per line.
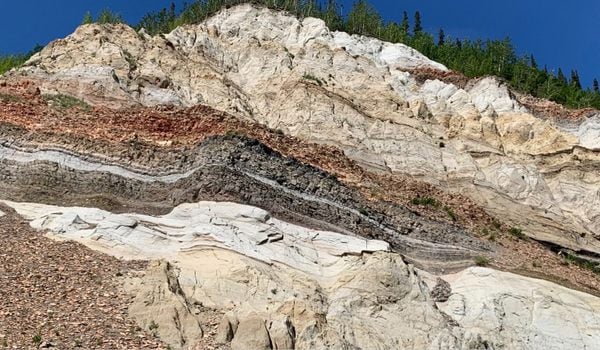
473, 256, 490, 266
43, 94, 91, 111
411, 196, 439, 207
444, 206, 458, 221
32, 334, 42, 346
509, 227, 527, 240
564, 253, 600, 274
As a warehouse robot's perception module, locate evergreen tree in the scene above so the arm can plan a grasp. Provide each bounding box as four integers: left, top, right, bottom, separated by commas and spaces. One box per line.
96, 9, 123, 24
413, 11, 422, 35
529, 55, 537, 69
54, 0, 600, 110
557, 68, 567, 85
323, 0, 343, 31
437, 28, 445, 46
594, 78, 599, 93
400, 11, 409, 36
570, 70, 582, 89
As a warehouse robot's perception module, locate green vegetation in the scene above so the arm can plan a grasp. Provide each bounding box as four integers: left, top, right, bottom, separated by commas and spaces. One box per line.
0, 93, 21, 103
82, 9, 123, 25
473, 255, 490, 267
32, 334, 42, 346
87, 0, 597, 110
564, 253, 600, 275
508, 227, 527, 240
0, 55, 28, 75
303, 73, 323, 86
0, 44, 42, 75
3, 1, 597, 110
148, 320, 159, 331
43, 94, 91, 111
443, 206, 458, 222
410, 196, 440, 207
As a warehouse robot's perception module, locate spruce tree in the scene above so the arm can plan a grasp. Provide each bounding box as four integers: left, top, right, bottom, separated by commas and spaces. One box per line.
400, 11, 409, 36
557, 68, 567, 85
413, 11, 422, 35
438, 29, 445, 46
529, 55, 537, 69
570, 70, 582, 89
594, 78, 599, 93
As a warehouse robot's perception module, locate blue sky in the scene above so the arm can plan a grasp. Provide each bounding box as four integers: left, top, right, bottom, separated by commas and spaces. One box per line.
1, 1, 597, 87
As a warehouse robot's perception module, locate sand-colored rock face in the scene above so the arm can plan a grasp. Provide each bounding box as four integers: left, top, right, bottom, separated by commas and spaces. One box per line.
438, 267, 600, 350
4, 199, 600, 350
11, 4, 599, 255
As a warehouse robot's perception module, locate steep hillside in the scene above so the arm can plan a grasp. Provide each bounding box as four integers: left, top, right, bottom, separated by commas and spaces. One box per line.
1, 4, 599, 350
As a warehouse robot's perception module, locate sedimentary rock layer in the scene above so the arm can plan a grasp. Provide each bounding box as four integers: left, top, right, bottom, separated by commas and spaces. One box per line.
9, 4, 599, 256
0, 128, 490, 270
5, 199, 600, 350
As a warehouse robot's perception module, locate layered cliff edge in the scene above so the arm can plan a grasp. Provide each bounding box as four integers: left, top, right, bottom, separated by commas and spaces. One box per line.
1, 4, 599, 350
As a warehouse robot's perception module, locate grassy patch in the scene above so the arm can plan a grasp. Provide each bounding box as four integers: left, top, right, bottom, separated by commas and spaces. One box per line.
473, 256, 490, 267
443, 206, 458, 222
0, 93, 21, 103
43, 94, 91, 111
32, 334, 42, 346
411, 196, 440, 207
508, 227, 527, 240
564, 253, 600, 275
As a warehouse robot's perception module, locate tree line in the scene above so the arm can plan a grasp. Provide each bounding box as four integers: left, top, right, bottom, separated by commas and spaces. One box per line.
2, 0, 599, 110
0, 44, 43, 75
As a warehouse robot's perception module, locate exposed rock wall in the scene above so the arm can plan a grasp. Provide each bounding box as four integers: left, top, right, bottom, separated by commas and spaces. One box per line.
1, 4, 600, 349
0, 133, 490, 269
10, 4, 600, 255
5, 199, 600, 350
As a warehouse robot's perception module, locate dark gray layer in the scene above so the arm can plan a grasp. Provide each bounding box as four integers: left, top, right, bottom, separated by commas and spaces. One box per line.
0, 134, 492, 270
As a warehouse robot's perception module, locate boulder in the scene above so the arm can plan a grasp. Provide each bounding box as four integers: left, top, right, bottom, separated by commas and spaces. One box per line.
231, 317, 272, 350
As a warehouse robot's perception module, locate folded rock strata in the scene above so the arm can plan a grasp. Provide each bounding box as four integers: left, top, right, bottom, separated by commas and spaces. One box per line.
7, 4, 599, 257
1, 3, 600, 350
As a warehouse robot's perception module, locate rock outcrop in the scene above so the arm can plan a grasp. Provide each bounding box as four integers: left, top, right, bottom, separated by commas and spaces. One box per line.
8, 4, 599, 257
5, 199, 600, 349
1, 3, 600, 349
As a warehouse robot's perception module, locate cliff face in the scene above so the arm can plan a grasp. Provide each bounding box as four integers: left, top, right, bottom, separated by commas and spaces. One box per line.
12, 5, 600, 254
1, 4, 600, 350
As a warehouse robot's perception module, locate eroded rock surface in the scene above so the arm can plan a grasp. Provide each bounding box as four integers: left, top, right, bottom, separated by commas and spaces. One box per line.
8, 4, 599, 256
5, 199, 600, 349
1, 4, 600, 350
